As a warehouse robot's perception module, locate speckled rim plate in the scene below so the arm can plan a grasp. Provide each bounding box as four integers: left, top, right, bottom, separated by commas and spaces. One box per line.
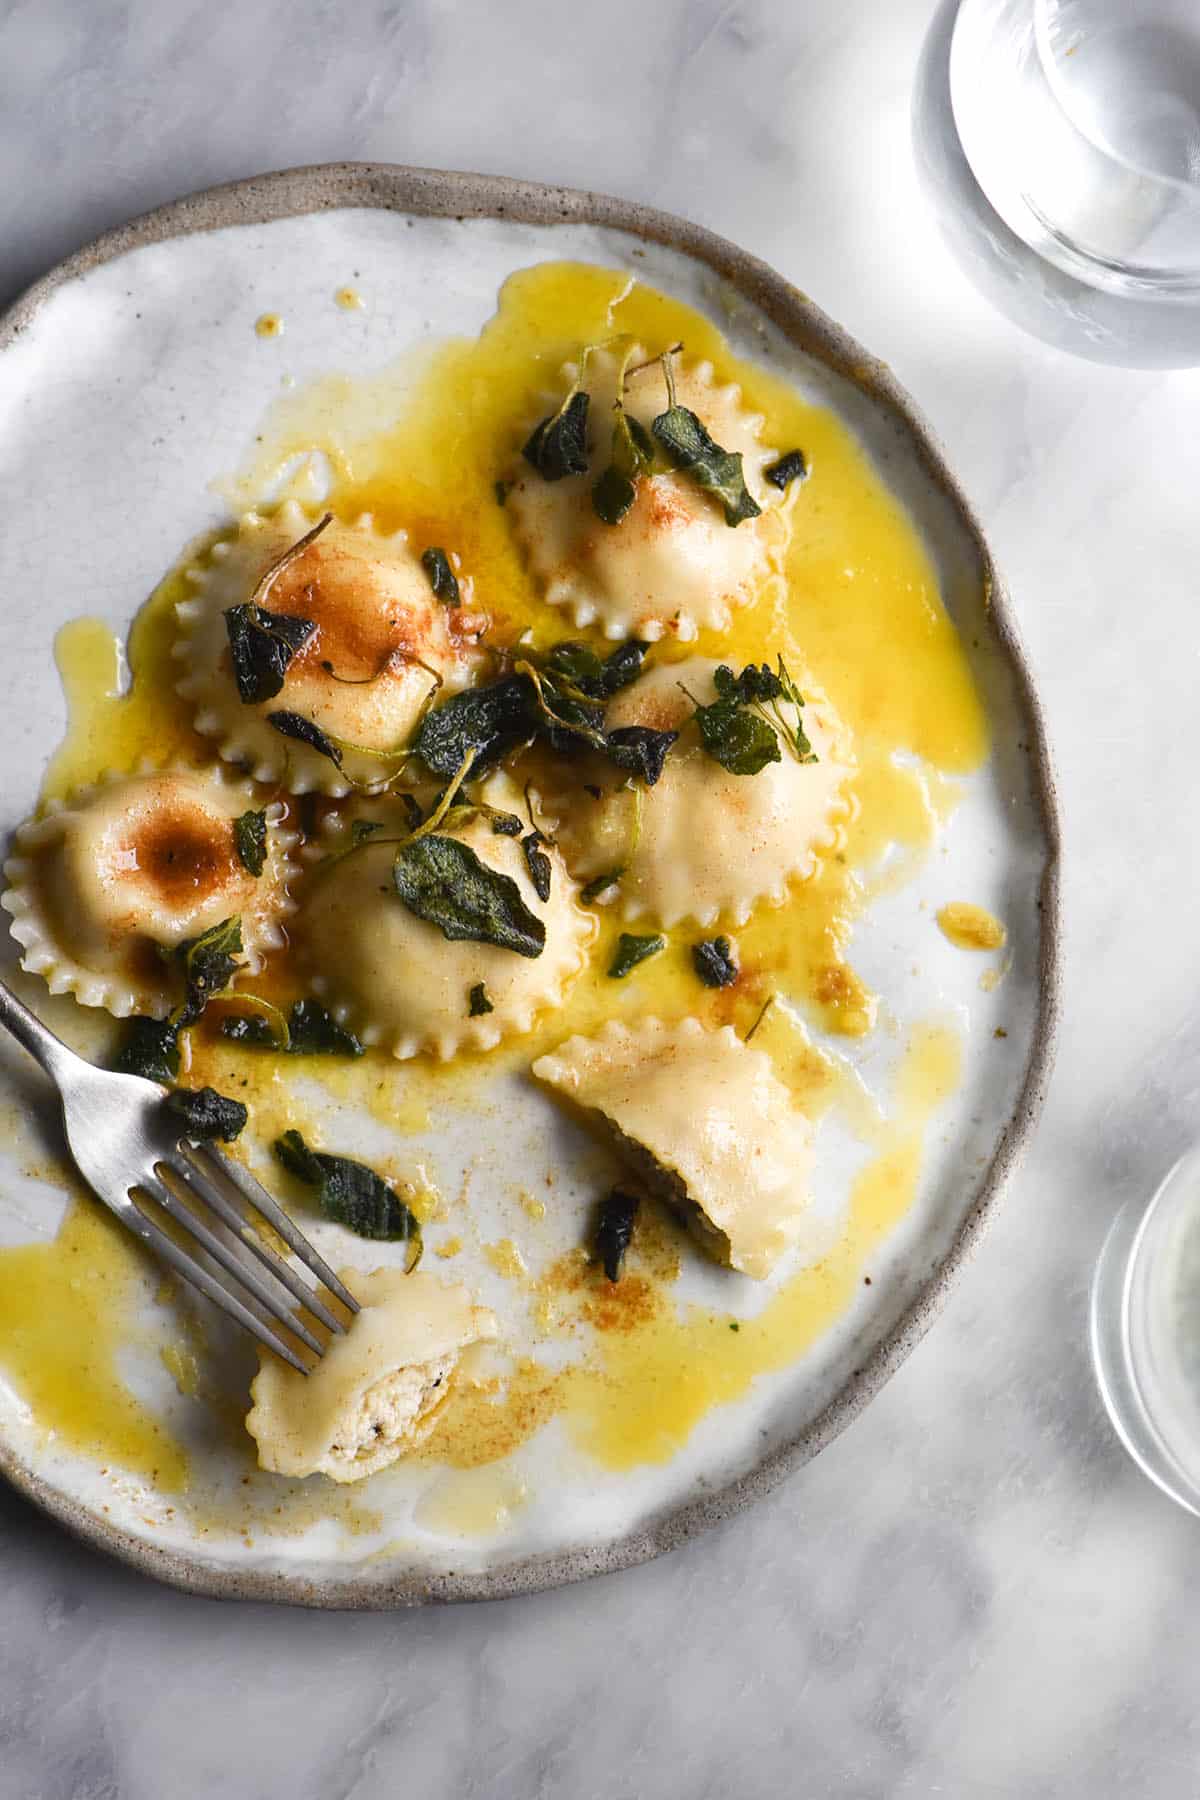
0, 163, 1060, 1607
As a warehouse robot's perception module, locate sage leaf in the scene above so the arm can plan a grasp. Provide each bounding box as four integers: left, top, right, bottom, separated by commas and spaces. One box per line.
592, 410, 654, 526
605, 725, 676, 787
693, 693, 781, 776
353, 818, 387, 845
165, 1086, 248, 1142
651, 405, 761, 526
392, 834, 546, 957
692, 935, 738, 988
608, 932, 665, 979
274, 1130, 422, 1258
764, 449, 807, 491
233, 809, 268, 876
224, 605, 316, 705
521, 830, 552, 903
420, 546, 460, 607
595, 1189, 639, 1282
178, 916, 244, 1025
112, 1016, 181, 1084
267, 709, 343, 769
468, 982, 494, 1017
523, 390, 590, 480
412, 676, 532, 780
581, 869, 624, 903
220, 999, 363, 1057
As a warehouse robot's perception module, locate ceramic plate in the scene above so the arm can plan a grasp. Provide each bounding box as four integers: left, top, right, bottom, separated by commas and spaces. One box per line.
0, 166, 1059, 1605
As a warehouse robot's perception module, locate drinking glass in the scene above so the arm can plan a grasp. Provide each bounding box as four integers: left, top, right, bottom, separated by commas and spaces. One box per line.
1092, 1147, 1200, 1516
913, 0, 1200, 364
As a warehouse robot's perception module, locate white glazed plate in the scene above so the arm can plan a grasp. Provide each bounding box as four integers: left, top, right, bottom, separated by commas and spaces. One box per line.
0, 167, 1059, 1605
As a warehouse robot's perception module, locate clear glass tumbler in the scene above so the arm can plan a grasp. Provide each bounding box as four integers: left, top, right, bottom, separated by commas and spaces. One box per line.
913, 0, 1200, 364
1092, 1146, 1200, 1515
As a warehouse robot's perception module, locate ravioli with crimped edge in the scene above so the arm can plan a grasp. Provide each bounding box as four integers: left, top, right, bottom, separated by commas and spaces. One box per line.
297, 773, 595, 1061
1, 766, 296, 1019
246, 1269, 497, 1483
507, 344, 789, 643
544, 656, 854, 928
173, 501, 487, 797
533, 1016, 821, 1279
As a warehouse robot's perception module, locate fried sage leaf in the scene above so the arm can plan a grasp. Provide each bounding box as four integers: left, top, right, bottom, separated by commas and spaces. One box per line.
608, 932, 665, 979
112, 1016, 181, 1084
693, 689, 781, 777
225, 606, 316, 705
420, 546, 460, 607
392, 834, 546, 957
221, 999, 364, 1058
233, 808, 268, 876
273, 1129, 423, 1258
692, 935, 738, 988
581, 868, 624, 903
764, 449, 807, 491
411, 676, 533, 780
605, 725, 676, 787
165, 1086, 248, 1142
468, 982, 494, 1017
592, 411, 655, 526
267, 709, 344, 770
651, 405, 761, 527
595, 1188, 639, 1282
521, 830, 552, 903
523, 389, 590, 481
179, 916, 244, 1025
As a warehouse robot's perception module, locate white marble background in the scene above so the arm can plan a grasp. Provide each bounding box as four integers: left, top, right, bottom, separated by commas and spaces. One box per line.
2, 0, 1199, 1795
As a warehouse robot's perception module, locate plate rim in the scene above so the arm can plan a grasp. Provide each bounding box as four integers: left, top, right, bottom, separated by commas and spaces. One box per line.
0, 161, 1062, 1608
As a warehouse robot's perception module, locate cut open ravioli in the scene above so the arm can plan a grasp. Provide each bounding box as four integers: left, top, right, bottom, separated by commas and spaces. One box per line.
298, 777, 595, 1060
174, 501, 486, 796
246, 1269, 497, 1483
2, 767, 295, 1018
533, 1017, 816, 1279
507, 347, 788, 642
548, 657, 854, 927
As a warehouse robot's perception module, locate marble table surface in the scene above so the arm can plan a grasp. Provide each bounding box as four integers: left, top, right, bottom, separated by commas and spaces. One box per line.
3, 0, 1199, 1794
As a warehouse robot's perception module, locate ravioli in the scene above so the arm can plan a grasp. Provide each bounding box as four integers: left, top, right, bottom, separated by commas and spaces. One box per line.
298, 777, 595, 1060
174, 502, 487, 796
246, 1269, 497, 1483
546, 658, 854, 926
507, 347, 788, 641
1, 767, 295, 1018
533, 1017, 816, 1279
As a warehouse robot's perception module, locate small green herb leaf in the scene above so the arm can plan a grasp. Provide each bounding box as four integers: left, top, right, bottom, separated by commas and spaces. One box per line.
112, 1016, 180, 1084
693, 692, 781, 776
233, 809, 268, 876
651, 405, 761, 527
605, 725, 676, 787
165, 1086, 248, 1142
179, 917, 244, 1025
595, 1189, 639, 1282
521, 830, 552, 903
267, 710, 343, 769
412, 677, 532, 780
468, 982, 494, 1017
592, 405, 655, 526
764, 449, 807, 491
523, 390, 590, 481
224, 606, 316, 705
581, 868, 624, 903
490, 810, 523, 836
220, 998, 363, 1057
692, 935, 738, 988
393, 834, 546, 957
352, 818, 386, 845
273, 1130, 422, 1258
219, 1015, 277, 1049
608, 932, 665, 979
597, 640, 648, 697
420, 546, 460, 607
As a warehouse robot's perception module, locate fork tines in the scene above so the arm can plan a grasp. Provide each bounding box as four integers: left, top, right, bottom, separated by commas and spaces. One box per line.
125, 1142, 359, 1375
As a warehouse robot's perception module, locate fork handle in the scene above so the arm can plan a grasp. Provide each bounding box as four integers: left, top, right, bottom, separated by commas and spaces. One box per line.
0, 978, 80, 1088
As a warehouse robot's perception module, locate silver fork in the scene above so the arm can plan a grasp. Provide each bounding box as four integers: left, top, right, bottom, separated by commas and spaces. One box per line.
0, 978, 358, 1373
